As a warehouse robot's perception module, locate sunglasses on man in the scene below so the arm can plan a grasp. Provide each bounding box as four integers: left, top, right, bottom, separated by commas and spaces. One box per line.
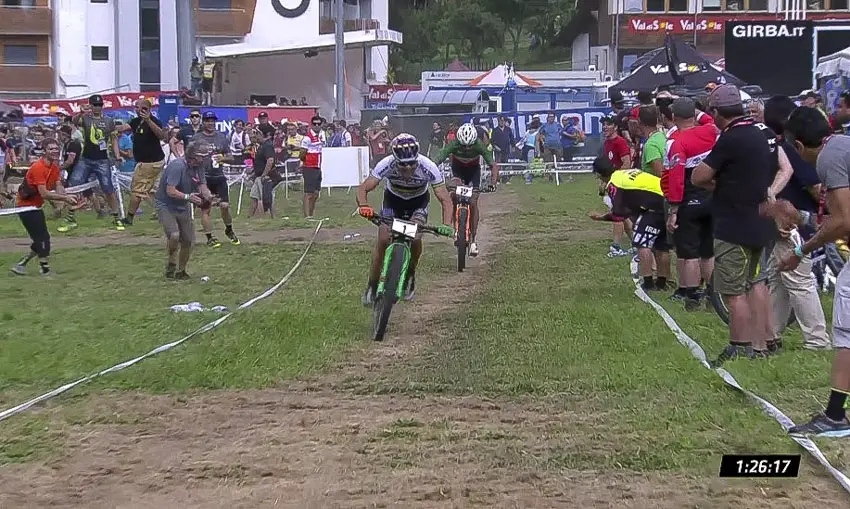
190, 114, 200, 118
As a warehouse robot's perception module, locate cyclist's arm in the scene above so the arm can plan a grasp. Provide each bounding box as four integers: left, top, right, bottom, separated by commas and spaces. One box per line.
356, 175, 380, 207
433, 184, 454, 225
434, 140, 457, 166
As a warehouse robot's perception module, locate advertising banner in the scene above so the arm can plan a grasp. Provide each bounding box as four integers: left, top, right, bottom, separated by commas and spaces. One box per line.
246, 106, 318, 124
175, 106, 247, 135
8, 91, 175, 117
725, 20, 813, 96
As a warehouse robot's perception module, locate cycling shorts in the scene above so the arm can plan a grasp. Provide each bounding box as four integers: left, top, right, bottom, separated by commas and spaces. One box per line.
673, 203, 713, 259
450, 159, 481, 190
381, 188, 429, 224
632, 211, 671, 251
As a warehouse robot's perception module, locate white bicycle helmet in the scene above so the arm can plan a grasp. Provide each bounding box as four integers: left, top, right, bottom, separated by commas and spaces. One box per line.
456, 123, 478, 146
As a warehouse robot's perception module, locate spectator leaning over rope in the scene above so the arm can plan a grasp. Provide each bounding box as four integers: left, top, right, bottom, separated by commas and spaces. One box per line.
155, 140, 215, 280
763, 97, 831, 351
116, 98, 168, 226
10, 138, 77, 276
762, 106, 850, 435
691, 84, 794, 366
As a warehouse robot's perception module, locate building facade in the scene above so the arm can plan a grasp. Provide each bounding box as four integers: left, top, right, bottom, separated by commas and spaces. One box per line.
0, 0, 393, 99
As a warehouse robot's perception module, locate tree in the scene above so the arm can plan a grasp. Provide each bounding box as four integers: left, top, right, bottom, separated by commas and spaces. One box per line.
441, 0, 505, 64
481, 0, 549, 59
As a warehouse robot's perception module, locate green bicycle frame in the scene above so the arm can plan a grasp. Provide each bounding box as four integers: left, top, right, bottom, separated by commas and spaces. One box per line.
376, 240, 412, 300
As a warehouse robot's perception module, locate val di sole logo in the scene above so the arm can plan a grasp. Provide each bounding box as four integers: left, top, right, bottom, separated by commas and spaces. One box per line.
272, 0, 310, 18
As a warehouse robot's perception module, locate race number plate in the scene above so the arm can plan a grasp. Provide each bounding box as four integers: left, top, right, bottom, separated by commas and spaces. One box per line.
391, 218, 418, 238
457, 185, 474, 198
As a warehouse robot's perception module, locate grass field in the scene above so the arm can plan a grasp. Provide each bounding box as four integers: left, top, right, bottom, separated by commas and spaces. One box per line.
0, 176, 848, 508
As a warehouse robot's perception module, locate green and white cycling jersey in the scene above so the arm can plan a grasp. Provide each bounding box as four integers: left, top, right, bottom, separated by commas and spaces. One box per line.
371, 154, 445, 199
435, 139, 494, 167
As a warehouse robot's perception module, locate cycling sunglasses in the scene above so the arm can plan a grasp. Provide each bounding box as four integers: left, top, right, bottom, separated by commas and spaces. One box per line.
190, 113, 201, 118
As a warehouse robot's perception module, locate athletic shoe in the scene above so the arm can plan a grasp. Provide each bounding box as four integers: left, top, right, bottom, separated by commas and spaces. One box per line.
113, 217, 125, 231
361, 286, 376, 307
469, 242, 479, 257
173, 271, 191, 281
225, 229, 240, 245
684, 297, 702, 311
206, 236, 222, 248
57, 220, 78, 233
669, 291, 686, 303
607, 245, 629, 258
789, 412, 850, 436
403, 276, 416, 301
121, 217, 133, 226
709, 344, 755, 368
165, 263, 177, 279
10, 263, 26, 276
768, 340, 784, 354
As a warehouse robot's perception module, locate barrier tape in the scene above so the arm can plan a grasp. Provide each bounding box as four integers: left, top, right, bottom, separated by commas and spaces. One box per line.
0, 206, 38, 216
630, 260, 850, 494
0, 220, 325, 423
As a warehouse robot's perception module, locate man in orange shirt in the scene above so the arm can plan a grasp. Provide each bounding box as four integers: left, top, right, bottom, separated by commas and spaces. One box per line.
11, 138, 77, 276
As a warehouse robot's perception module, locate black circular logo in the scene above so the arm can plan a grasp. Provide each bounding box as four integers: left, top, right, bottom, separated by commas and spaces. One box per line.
272, 0, 310, 18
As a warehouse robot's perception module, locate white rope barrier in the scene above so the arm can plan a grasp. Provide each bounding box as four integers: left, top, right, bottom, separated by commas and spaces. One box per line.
629, 259, 850, 494
0, 220, 325, 422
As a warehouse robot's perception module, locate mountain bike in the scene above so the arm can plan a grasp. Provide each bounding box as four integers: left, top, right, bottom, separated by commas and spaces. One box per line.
448, 177, 473, 272
367, 214, 450, 341
708, 242, 844, 326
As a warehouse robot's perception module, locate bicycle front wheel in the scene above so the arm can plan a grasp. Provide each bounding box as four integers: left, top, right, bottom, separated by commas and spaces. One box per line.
373, 243, 408, 342
456, 205, 469, 272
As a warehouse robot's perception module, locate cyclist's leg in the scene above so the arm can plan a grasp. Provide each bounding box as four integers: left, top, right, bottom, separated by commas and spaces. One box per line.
407, 193, 430, 275
368, 190, 395, 290
468, 164, 482, 243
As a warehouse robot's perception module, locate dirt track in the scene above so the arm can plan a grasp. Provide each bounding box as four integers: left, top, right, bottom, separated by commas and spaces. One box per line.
0, 192, 846, 508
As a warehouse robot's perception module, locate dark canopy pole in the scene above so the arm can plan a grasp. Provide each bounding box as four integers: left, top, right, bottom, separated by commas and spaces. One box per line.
176, 0, 197, 90
334, 0, 346, 120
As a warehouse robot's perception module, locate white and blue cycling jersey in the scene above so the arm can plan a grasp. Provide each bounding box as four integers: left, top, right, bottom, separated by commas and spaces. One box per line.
370, 154, 444, 200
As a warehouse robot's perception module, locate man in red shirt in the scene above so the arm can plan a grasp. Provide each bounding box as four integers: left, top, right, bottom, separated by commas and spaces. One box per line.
11, 139, 77, 276
602, 115, 634, 256
300, 115, 327, 219
662, 98, 719, 309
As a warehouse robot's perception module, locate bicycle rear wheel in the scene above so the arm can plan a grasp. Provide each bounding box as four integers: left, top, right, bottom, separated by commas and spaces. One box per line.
373, 244, 407, 342
456, 205, 469, 272
709, 271, 796, 327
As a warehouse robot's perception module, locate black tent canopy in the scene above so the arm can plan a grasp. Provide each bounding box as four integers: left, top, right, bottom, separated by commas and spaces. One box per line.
612, 37, 745, 95
0, 101, 22, 122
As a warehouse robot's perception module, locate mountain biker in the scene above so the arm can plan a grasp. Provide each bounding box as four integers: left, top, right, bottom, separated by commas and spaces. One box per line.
357, 133, 454, 305
434, 123, 499, 257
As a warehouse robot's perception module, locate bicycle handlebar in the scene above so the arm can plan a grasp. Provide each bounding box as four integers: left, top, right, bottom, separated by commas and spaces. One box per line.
367, 214, 450, 237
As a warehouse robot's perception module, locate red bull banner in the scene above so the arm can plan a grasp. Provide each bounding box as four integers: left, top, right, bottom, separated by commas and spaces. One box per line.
7, 91, 176, 117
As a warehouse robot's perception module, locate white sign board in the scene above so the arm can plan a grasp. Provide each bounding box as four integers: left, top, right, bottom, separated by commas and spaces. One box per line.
320, 147, 369, 188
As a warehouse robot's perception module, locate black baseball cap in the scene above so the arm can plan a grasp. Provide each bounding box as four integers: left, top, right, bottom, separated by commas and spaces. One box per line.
601, 114, 617, 125
202, 111, 218, 121
258, 111, 268, 118
89, 94, 104, 106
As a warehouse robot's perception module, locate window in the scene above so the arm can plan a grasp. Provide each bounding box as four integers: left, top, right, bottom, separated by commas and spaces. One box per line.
807, 0, 824, 8
646, 0, 665, 11
139, 2, 160, 92
91, 46, 109, 61
834, 0, 849, 8
748, 0, 768, 8
198, 0, 231, 9
703, 0, 722, 10
3, 44, 37, 64
320, 0, 331, 18
141, 8, 159, 36
668, 0, 688, 11
726, 0, 742, 9
2, 1, 37, 7
90, 0, 108, 4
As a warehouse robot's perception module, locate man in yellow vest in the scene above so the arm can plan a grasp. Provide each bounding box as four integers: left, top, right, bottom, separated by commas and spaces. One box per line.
201, 61, 215, 106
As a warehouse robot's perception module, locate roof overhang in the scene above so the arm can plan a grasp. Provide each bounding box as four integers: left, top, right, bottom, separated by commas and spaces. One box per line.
204, 29, 402, 59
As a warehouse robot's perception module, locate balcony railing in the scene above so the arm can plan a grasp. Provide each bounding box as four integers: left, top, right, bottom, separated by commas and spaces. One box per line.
0, 64, 54, 93
195, 8, 253, 37
0, 5, 52, 35
318, 18, 380, 35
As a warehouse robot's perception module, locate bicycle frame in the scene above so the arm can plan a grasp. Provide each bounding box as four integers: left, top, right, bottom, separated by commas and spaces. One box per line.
377, 239, 412, 301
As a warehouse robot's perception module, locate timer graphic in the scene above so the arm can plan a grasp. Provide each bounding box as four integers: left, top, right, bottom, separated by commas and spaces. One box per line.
719, 454, 801, 478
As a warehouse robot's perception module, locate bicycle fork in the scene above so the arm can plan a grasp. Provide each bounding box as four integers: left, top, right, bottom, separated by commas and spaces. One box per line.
376, 243, 412, 301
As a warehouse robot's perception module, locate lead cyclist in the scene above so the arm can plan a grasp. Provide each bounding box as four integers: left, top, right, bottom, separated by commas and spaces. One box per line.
433, 123, 499, 257
357, 133, 455, 305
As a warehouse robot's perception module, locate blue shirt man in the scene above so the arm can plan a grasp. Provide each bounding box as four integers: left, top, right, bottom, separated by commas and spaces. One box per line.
537, 113, 562, 150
